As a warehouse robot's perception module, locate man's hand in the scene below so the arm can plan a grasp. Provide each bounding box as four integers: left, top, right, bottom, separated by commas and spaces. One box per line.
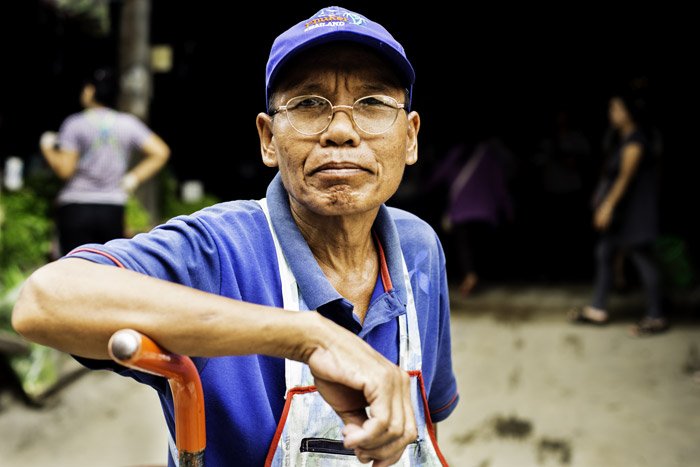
304, 315, 417, 466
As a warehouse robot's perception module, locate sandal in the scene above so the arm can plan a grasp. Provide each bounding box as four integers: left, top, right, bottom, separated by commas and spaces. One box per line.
629, 317, 669, 337
568, 306, 609, 326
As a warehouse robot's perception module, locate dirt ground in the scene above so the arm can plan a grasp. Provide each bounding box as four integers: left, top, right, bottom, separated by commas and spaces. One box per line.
1, 284, 698, 466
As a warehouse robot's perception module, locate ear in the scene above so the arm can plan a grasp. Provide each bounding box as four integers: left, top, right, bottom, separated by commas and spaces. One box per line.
256, 113, 278, 167
405, 111, 420, 166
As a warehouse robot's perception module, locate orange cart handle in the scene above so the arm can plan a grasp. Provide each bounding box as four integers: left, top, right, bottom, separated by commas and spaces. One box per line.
108, 329, 205, 466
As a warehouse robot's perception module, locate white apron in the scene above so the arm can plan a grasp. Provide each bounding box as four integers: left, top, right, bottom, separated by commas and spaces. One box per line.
258, 199, 448, 467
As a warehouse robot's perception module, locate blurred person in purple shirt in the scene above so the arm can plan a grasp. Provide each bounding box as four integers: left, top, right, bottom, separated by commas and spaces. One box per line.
431, 139, 514, 295
40, 68, 170, 255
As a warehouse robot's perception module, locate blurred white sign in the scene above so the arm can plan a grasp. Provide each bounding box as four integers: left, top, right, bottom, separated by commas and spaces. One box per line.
181, 180, 204, 203
4, 157, 24, 191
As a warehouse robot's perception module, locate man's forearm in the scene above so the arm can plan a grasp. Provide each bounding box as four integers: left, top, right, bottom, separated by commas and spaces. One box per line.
12, 258, 318, 361
13, 258, 420, 463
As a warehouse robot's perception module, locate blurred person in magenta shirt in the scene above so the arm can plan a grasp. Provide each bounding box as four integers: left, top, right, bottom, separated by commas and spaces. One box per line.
430, 139, 514, 296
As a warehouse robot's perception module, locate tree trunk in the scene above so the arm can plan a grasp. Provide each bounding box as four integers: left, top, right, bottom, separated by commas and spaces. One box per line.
118, 0, 151, 119
118, 0, 158, 220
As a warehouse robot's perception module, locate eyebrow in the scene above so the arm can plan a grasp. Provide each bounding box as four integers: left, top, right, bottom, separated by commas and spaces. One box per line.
357, 82, 396, 94
286, 81, 399, 97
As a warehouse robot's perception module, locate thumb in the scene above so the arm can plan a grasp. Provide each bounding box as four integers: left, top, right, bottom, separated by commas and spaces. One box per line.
338, 409, 368, 435
342, 422, 366, 443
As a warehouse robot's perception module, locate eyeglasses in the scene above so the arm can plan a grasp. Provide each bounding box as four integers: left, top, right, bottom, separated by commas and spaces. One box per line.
270, 95, 405, 136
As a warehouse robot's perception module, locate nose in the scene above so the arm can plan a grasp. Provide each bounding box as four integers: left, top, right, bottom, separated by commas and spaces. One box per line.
319, 105, 361, 147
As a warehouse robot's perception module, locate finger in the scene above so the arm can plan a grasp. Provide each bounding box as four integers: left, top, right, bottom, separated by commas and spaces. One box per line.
359, 377, 418, 466
344, 407, 388, 448
343, 423, 363, 438
354, 433, 410, 467
340, 412, 371, 451
338, 409, 369, 432
348, 371, 413, 452
344, 380, 396, 449
380, 371, 406, 444
357, 373, 417, 466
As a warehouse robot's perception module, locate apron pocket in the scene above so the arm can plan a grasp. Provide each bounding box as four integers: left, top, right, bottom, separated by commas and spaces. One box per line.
300, 438, 355, 456
299, 437, 424, 458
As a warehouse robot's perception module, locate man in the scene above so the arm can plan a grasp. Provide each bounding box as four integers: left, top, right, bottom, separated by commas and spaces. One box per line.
40, 68, 170, 254
14, 7, 458, 466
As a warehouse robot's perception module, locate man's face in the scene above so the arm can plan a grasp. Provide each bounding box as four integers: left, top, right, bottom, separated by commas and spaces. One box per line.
257, 44, 420, 217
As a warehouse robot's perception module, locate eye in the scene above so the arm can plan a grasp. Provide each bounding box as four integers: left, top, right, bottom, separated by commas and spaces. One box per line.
357, 96, 398, 109
359, 96, 387, 106
291, 96, 328, 110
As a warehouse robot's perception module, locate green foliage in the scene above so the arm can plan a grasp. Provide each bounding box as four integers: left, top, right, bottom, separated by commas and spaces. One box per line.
164, 194, 221, 220
9, 343, 80, 399
655, 236, 695, 290
55, 0, 111, 36
0, 179, 69, 397
10, 344, 59, 397
0, 188, 52, 293
0, 179, 54, 335
125, 195, 152, 234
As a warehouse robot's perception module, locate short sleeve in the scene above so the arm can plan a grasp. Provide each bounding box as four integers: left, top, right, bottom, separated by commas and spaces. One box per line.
125, 115, 154, 152
388, 208, 460, 423
427, 242, 459, 423
65, 215, 221, 391
57, 115, 80, 152
67, 216, 221, 291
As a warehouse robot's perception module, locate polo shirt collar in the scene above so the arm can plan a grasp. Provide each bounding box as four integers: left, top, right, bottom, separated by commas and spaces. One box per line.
265, 174, 408, 328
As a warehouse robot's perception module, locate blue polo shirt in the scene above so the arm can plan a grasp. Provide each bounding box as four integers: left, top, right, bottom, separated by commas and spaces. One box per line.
69, 174, 459, 466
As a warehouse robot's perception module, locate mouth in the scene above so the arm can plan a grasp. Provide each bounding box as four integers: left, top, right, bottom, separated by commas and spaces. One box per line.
309, 162, 371, 176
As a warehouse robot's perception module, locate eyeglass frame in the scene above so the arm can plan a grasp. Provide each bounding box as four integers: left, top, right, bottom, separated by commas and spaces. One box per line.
269, 94, 406, 136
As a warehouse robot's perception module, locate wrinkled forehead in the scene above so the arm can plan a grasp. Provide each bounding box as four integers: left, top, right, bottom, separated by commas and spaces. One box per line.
271, 43, 404, 98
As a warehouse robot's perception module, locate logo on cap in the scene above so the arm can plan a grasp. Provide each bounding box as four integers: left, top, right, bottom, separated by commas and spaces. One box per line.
304, 7, 367, 32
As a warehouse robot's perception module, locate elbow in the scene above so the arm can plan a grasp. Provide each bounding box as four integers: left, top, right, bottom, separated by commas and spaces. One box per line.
12, 273, 44, 342
158, 145, 171, 164
54, 166, 76, 181
154, 137, 171, 164
11, 265, 60, 344
56, 170, 73, 181
145, 146, 170, 169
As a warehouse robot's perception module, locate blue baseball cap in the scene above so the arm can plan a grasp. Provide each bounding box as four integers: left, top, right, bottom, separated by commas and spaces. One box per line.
265, 6, 415, 112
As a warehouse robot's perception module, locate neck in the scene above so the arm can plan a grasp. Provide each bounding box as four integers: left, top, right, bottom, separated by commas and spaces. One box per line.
289, 197, 378, 272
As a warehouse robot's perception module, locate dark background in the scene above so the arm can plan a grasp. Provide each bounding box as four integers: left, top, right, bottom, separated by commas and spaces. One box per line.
1, 1, 698, 282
